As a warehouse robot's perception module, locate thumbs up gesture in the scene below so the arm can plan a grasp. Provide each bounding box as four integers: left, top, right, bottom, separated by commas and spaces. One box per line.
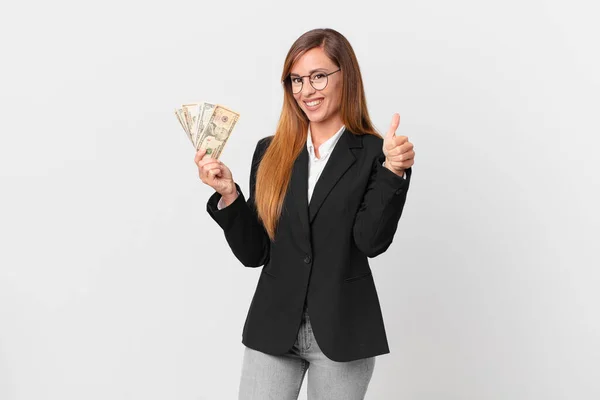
383, 113, 415, 176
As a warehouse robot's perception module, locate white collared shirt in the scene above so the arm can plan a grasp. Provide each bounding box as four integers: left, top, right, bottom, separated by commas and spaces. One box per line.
217, 126, 406, 209
306, 124, 346, 202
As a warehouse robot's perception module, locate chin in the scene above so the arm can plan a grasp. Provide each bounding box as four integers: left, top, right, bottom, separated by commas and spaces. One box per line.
305, 110, 328, 123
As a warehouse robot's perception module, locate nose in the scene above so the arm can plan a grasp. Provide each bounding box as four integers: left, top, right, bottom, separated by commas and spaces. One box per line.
301, 77, 316, 97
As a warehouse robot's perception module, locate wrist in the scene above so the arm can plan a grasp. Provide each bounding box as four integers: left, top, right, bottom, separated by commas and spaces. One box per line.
384, 158, 405, 177
383, 158, 396, 172
220, 185, 238, 206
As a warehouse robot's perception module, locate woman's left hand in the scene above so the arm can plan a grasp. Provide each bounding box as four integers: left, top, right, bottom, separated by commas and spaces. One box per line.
382, 113, 415, 176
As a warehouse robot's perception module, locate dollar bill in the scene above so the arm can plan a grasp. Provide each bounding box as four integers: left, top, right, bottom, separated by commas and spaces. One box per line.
195, 105, 239, 158
195, 102, 216, 148
175, 108, 190, 135
174, 109, 194, 146
182, 103, 202, 143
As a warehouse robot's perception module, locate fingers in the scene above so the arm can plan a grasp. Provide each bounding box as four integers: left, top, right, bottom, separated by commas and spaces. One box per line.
200, 160, 221, 170
386, 157, 414, 171
197, 156, 221, 180
199, 164, 222, 182
382, 113, 415, 171
384, 135, 409, 151
387, 149, 415, 168
385, 113, 400, 140
194, 148, 207, 164
199, 160, 221, 174
386, 138, 412, 155
194, 148, 232, 188
197, 157, 220, 170
194, 148, 215, 165
206, 166, 221, 180
387, 147, 415, 165
395, 135, 409, 146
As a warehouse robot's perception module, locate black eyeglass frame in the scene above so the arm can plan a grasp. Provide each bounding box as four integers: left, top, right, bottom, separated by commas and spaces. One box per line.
284, 68, 341, 93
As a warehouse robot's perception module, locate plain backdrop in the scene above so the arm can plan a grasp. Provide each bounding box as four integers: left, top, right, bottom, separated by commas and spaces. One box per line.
1, 0, 599, 399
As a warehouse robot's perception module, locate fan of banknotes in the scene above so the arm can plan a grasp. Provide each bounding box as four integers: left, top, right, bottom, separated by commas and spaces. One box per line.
174, 102, 240, 159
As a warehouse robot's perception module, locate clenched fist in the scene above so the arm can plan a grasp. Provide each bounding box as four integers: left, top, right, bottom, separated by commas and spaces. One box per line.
383, 113, 415, 176
194, 149, 238, 204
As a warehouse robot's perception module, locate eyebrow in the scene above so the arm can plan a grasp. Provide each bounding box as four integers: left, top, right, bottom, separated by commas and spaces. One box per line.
289, 68, 329, 77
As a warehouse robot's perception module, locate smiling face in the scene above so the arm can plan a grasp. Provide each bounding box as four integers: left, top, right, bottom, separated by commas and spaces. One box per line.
290, 47, 343, 129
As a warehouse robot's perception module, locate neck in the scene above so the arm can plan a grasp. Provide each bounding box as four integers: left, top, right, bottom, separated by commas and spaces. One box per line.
309, 117, 344, 145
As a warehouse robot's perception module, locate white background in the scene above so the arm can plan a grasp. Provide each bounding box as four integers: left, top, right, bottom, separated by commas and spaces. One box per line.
1, 0, 599, 399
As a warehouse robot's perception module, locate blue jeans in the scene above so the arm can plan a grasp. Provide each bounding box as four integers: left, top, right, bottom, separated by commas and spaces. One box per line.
238, 306, 376, 399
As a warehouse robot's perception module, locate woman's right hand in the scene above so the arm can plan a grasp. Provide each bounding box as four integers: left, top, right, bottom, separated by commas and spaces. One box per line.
195, 149, 237, 201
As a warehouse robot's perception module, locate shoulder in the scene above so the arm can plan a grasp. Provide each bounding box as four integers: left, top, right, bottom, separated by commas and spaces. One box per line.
257, 135, 275, 150
347, 131, 384, 159
356, 132, 383, 148
251, 135, 275, 165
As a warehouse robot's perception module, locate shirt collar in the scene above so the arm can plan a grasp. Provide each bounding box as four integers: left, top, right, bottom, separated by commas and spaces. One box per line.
306, 125, 346, 160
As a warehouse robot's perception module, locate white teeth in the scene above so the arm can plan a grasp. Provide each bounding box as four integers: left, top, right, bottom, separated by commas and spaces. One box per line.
305, 99, 323, 107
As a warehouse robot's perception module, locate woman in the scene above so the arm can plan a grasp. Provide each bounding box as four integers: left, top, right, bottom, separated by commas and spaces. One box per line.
195, 28, 415, 400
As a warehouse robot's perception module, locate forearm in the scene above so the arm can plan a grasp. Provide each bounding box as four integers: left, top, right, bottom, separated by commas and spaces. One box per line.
353, 159, 411, 257
353, 190, 408, 257
207, 184, 271, 267
207, 136, 273, 267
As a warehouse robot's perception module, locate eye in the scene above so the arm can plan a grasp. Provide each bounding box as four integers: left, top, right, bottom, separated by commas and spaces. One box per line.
312, 73, 325, 80
291, 77, 302, 84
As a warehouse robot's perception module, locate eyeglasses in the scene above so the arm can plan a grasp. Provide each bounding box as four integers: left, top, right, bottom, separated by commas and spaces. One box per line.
287, 69, 341, 94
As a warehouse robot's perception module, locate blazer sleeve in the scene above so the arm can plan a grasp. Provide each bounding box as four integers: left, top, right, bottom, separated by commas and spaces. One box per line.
205, 137, 272, 267
352, 154, 412, 258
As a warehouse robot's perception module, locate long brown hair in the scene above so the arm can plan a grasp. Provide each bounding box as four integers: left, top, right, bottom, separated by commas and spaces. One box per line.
255, 28, 380, 241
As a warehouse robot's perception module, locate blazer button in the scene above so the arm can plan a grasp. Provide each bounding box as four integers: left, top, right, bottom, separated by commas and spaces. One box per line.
304, 255, 312, 264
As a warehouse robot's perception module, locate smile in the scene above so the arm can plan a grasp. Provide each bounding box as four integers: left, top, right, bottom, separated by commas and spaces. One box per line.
303, 98, 324, 108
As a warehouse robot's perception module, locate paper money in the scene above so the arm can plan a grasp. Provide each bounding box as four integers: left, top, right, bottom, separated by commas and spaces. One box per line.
174, 109, 194, 146
181, 103, 201, 144
195, 102, 216, 148
174, 102, 239, 159
195, 105, 240, 159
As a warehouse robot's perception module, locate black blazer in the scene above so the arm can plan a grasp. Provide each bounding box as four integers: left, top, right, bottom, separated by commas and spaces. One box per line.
206, 127, 412, 362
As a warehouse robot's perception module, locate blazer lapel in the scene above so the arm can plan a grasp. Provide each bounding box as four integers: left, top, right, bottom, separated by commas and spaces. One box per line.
290, 145, 311, 248
308, 128, 362, 224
